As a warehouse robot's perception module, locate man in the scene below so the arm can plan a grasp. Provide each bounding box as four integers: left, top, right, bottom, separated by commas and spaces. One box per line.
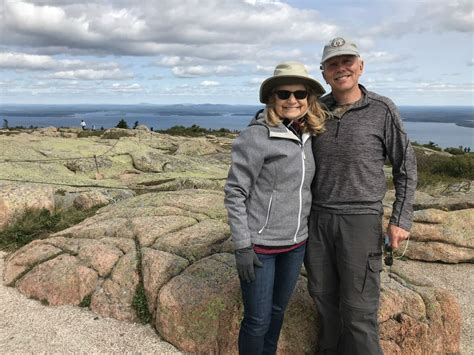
305, 37, 417, 355
80, 120, 86, 130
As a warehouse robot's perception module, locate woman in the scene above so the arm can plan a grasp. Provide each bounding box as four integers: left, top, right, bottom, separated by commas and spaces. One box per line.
224, 61, 327, 355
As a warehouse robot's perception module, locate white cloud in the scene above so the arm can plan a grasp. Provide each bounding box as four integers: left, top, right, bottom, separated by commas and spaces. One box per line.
157, 56, 192, 67
255, 65, 274, 74
424, 0, 473, 33
171, 65, 236, 78
247, 77, 265, 87
362, 51, 406, 64
200, 80, 219, 87
0, 52, 122, 73
415, 82, 474, 93
0, 0, 338, 58
368, 0, 473, 37
109, 83, 143, 92
0, 52, 56, 70
172, 66, 208, 78
46, 68, 132, 80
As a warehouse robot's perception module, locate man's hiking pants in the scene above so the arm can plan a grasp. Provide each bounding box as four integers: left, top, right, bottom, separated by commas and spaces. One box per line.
304, 212, 384, 355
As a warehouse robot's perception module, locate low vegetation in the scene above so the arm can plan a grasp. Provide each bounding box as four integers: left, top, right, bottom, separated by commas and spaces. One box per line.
412, 141, 471, 155
0, 206, 102, 251
116, 118, 129, 129
157, 124, 237, 137
77, 129, 105, 138
414, 149, 473, 189
132, 284, 152, 324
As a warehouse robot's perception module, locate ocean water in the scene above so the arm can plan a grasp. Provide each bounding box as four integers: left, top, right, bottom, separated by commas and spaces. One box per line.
0, 104, 472, 149
403, 121, 473, 150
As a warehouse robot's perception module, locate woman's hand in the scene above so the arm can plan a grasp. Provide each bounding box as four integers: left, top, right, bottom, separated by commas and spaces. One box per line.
235, 247, 263, 282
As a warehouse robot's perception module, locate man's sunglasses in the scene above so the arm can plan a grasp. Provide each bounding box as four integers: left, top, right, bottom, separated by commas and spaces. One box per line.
274, 90, 308, 100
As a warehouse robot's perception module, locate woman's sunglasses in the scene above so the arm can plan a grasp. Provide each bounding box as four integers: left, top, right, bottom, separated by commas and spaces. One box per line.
274, 90, 308, 100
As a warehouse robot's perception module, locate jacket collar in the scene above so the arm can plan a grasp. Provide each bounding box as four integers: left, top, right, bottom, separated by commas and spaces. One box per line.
251, 108, 305, 143
320, 84, 370, 112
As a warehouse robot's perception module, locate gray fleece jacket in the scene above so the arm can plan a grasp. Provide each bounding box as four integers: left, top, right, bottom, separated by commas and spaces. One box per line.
224, 111, 315, 249
312, 85, 417, 231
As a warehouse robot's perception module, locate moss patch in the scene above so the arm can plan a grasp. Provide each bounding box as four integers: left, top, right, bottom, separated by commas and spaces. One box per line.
132, 283, 151, 324
79, 294, 92, 307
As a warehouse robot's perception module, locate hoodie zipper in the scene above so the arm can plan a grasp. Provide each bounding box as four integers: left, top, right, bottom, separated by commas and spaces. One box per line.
258, 194, 273, 234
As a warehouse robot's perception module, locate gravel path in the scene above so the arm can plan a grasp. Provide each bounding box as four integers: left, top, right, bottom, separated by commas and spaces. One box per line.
1, 251, 472, 354
0, 251, 182, 354
394, 259, 473, 355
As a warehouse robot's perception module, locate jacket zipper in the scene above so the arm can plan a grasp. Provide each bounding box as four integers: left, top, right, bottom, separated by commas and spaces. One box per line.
258, 194, 273, 234
293, 142, 305, 243
335, 119, 341, 138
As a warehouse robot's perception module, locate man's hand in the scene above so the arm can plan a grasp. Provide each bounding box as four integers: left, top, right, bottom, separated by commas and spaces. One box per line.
235, 246, 263, 283
387, 224, 410, 249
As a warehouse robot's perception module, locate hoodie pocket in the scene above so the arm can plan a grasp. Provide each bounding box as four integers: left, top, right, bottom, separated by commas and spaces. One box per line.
257, 193, 273, 234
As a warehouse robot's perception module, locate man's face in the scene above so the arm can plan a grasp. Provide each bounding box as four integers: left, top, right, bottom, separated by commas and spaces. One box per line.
322, 55, 363, 94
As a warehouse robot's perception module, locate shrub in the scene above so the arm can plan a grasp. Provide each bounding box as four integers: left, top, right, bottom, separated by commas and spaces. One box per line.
101, 130, 133, 139
78, 130, 105, 138
431, 154, 474, 179
414, 150, 474, 188
444, 147, 465, 155
157, 125, 237, 137
0, 206, 101, 251
116, 119, 129, 129
132, 283, 151, 324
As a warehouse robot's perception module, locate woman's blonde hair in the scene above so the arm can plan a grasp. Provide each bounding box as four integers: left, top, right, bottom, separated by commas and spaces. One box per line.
265, 86, 327, 135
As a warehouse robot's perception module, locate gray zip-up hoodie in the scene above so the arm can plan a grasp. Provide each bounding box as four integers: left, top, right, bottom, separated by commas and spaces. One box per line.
224, 111, 315, 249
312, 85, 417, 230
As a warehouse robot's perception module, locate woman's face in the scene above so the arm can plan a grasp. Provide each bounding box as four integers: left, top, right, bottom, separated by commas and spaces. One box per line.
273, 84, 308, 120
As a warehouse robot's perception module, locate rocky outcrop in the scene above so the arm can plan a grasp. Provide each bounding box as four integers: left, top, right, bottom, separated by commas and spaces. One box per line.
0, 130, 467, 352
0, 129, 230, 231
397, 209, 474, 263
3, 190, 461, 354
0, 183, 55, 230
384, 190, 474, 263
414, 190, 474, 211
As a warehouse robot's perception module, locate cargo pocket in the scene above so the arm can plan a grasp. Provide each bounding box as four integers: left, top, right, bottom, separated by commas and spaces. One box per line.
362, 252, 382, 303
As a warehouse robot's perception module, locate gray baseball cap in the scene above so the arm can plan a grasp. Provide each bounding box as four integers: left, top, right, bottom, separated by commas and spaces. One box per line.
321, 37, 360, 64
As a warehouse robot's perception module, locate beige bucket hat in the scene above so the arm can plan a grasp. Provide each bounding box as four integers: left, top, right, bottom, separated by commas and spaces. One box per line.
259, 61, 325, 103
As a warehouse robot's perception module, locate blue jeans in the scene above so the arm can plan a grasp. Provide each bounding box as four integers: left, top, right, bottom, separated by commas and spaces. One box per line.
238, 243, 306, 355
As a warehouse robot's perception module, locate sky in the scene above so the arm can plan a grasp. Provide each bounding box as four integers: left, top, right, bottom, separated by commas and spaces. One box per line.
0, 0, 473, 106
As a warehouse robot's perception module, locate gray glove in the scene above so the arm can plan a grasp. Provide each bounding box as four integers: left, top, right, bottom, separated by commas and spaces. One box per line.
235, 246, 263, 283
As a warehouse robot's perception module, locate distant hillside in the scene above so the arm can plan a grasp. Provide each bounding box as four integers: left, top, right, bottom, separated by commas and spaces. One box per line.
399, 106, 474, 128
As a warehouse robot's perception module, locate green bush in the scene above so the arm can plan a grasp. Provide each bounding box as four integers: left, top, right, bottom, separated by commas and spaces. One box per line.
444, 147, 466, 155
158, 124, 236, 137
0, 206, 101, 251
132, 283, 151, 324
116, 119, 129, 129
101, 130, 132, 139
414, 150, 473, 188
77, 130, 105, 138
431, 154, 474, 179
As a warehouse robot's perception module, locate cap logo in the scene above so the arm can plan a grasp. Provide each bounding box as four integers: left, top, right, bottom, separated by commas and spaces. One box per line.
330, 37, 345, 47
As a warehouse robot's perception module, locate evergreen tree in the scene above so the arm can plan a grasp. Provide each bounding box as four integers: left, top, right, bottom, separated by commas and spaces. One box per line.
116, 119, 129, 129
